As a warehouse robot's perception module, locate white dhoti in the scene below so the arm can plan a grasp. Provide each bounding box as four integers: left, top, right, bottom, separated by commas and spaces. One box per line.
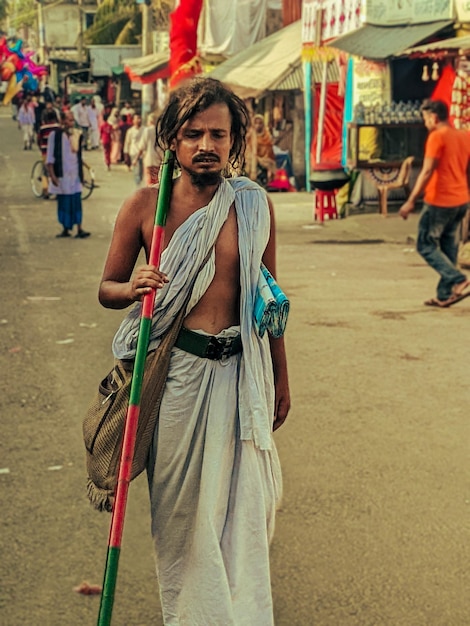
147, 327, 282, 626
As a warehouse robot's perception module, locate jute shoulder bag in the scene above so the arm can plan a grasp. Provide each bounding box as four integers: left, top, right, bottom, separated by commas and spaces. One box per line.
83, 252, 211, 513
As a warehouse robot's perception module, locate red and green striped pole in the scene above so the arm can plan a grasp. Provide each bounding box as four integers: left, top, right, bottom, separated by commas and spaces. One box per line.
97, 150, 175, 626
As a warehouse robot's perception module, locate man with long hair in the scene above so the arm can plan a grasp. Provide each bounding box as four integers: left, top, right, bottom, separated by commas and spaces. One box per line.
98, 77, 290, 624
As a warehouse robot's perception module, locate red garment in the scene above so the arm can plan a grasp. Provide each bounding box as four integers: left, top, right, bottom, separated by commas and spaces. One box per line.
431, 65, 456, 125
100, 121, 112, 146
103, 143, 111, 168
169, 0, 203, 89
312, 82, 344, 167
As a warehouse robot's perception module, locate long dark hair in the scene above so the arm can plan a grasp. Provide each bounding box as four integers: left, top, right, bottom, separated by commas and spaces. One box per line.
156, 77, 249, 170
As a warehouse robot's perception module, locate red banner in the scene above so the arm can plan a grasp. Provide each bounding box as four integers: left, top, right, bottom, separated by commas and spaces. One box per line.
169, 0, 204, 89
312, 82, 344, 167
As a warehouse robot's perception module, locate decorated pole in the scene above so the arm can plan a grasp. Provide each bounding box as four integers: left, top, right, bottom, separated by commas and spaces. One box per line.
97, 150, 175, 626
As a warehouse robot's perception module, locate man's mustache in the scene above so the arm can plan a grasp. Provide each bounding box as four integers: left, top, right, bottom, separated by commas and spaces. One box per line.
193, 153, 220, 163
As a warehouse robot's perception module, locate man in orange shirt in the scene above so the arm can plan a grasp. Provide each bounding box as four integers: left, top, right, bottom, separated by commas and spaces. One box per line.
399, 99, 470, 307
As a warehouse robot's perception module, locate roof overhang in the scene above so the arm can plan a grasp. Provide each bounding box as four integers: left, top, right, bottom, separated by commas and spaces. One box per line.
326, 21, 453, 60
207, 20, 303, 98
206, 20, 339, 99
403, 34, 470, 57
122, 51, 170, 84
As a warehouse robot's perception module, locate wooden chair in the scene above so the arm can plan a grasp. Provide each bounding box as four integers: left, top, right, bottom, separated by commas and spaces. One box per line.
376, 156, 414, 216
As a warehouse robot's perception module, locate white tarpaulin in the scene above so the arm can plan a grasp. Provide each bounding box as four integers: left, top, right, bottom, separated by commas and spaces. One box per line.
199, 0, 268, 58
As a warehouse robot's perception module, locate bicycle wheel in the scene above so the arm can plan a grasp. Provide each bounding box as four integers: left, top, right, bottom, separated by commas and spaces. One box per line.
81, 164, 95, 200
31, 160, 45, 198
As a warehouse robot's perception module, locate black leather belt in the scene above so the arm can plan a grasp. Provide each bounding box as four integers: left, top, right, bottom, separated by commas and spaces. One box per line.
175, 327, 242, 360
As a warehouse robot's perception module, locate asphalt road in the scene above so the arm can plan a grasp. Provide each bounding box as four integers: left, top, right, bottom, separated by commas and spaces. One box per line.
1, 109, 469, 626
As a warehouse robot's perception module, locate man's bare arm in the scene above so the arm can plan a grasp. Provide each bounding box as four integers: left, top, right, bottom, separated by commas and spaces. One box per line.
98, 191, 168, 309
399, 156, 437, 219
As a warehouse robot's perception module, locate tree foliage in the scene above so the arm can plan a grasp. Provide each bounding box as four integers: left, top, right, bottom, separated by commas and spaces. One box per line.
84, 0, 174, 46
0, 0, 8, 23
5, 0, 37, 29
83, 0, 139, 45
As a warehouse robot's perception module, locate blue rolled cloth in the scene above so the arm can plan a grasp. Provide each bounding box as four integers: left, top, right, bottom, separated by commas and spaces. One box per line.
253, 264, 290, 338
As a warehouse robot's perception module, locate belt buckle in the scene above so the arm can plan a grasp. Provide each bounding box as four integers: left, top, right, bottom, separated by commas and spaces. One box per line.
205, 336, 233, 360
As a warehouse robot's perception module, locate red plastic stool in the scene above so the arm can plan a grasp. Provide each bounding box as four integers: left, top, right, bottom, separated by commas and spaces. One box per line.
314, 189, 338, 222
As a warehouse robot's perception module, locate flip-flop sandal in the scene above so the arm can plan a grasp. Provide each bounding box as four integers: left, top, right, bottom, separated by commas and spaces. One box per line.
441, 292, 470, 307
424, 298, 446, 307
425, 293, 470, 308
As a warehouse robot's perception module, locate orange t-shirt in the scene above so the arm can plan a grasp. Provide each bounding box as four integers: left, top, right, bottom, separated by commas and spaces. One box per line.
424, 125, 470, 207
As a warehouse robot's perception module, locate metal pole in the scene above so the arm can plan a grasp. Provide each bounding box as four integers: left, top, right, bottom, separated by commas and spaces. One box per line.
77, 0, 84, 64
141, 3, 154, 119
303, 60, 312, 193
37, 0, 47, 65
97, 150, 175, 626
315, 60, 329, 166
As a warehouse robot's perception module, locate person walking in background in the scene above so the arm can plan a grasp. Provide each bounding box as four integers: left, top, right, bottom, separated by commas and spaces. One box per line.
40, 100, 60, 125
34, 95, 46, 137
399, 99, 470, 307
119, 113, 132, 164
87, 98, 100, 150
108, 107, 122, 164
124, 113, 145, 186
99, 112, 113, 171
119, 100, 135, 123
17, 94, 36, 150
45, 110, 91, 239
97, 76, 290, 625
54, 95, 63, 117
37, 108, 60, 199
134, 112, 163, 185
71, 97, 91, 150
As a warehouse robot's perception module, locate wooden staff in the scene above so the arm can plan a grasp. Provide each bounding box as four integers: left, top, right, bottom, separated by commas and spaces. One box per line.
97, 150, 175, 626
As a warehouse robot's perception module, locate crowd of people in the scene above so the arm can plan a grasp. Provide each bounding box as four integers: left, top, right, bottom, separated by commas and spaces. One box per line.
13, 89, 164, 182
10, 87, 166, 239
10, 84, 298, 243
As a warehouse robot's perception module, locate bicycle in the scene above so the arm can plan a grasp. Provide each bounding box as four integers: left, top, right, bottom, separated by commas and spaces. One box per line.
30, 159, 96, 200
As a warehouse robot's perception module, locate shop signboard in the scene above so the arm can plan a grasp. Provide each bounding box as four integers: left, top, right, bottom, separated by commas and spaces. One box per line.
302, 0, 454, 43
365, 0, 454, 25
352, 58, 391, 106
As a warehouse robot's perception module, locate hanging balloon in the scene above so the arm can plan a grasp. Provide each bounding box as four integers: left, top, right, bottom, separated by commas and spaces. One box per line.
0, 60, 15, 81
3, 75, 22, 106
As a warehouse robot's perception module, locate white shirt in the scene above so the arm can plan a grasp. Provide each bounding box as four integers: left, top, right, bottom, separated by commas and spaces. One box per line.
46, 130, 82, 195
72, 103, 90, 128
124, 125, 145, 160
138, 126, 163, 168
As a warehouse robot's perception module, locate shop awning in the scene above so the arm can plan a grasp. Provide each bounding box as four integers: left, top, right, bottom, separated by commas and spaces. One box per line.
403, 34, 470, 56
206, 20, 338, 99
326, 21, 453, 60
123, 51, 170, 84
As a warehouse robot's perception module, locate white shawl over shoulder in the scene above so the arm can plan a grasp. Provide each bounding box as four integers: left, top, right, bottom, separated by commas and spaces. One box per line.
112, 176, 275, 450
